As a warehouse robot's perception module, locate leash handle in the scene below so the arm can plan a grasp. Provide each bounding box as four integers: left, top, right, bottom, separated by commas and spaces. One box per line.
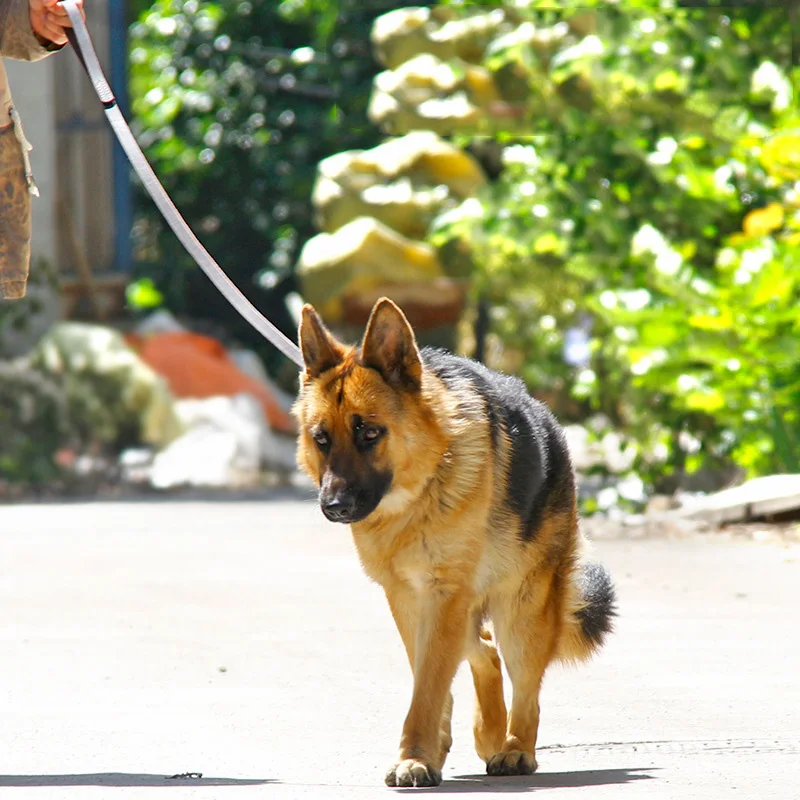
59, 0, 305, 369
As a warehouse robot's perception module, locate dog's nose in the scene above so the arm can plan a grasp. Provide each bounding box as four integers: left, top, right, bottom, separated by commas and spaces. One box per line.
322, 494, 357, 522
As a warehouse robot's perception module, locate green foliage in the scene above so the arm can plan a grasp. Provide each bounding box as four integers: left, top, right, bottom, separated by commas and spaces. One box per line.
0, 356, 126, 488
126, 277, 164, 310
604, 129, 800, 478
0, 362, 71, 486
429, 2, 799, 489
128, 0, 431, 376
0, 258, 59, 359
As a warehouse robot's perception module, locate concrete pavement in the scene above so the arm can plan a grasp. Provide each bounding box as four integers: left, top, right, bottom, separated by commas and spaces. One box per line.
1, 497, 798, 798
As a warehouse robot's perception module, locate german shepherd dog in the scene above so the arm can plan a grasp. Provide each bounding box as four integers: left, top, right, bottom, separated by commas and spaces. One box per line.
294, 298, 615, 788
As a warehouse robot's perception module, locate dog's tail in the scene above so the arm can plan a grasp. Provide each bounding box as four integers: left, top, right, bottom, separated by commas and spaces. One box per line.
557, 561, 616, 664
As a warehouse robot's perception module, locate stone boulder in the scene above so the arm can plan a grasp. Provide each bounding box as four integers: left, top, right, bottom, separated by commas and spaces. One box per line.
372, 6, 514, 70
312, 131, 486, 237
296, 216, 465, 333
369, 54, 503, 135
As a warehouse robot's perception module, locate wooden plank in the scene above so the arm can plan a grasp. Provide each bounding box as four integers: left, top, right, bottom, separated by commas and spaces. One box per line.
81, 5, 114, 271
54, 0, 115, 277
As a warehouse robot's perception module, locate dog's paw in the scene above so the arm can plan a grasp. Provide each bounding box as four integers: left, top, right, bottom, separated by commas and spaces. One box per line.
385, 758, 443, 788
486, 750, 537, 776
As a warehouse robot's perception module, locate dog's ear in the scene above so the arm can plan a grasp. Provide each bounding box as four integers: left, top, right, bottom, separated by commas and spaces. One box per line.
299, 305, 346, 378
360, 298, 422, 391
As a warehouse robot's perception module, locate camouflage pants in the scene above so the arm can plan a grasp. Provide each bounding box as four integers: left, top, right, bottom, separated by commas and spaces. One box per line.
0, 121, 30, 299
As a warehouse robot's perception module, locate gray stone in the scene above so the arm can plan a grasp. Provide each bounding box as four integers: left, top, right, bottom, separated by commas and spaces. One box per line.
680, 474, 800, 524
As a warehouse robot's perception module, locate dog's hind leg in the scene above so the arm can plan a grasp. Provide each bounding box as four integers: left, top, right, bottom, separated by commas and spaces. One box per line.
487, 567, 562, 776
467, 621, 507, 763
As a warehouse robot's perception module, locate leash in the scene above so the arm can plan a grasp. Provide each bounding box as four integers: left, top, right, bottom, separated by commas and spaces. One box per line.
59, 0, 304, 369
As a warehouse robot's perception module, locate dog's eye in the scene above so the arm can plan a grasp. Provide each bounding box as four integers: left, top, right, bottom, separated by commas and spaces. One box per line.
312, 430, 330, 449
352, 415, 384, 449
359, 426, 385, 448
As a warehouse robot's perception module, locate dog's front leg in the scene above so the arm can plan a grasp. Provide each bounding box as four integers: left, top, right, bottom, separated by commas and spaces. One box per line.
385, 584, 471, 788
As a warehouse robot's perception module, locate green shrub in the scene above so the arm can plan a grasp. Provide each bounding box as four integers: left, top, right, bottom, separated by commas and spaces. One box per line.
0, 362, 71, 486
428, 1, 798, 489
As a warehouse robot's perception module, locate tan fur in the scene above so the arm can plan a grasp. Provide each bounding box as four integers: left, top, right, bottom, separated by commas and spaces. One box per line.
294, 298, 610, 787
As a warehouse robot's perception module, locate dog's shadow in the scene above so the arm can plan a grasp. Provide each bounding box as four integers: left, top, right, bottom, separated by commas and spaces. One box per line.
0, 773, 273, 788
405, 767, 656, 793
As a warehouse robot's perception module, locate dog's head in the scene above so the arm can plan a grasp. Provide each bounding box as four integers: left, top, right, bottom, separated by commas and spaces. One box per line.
293, 297, 444, 525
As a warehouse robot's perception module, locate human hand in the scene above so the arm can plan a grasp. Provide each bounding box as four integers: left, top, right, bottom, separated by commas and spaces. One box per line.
29, 0, 85, 47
